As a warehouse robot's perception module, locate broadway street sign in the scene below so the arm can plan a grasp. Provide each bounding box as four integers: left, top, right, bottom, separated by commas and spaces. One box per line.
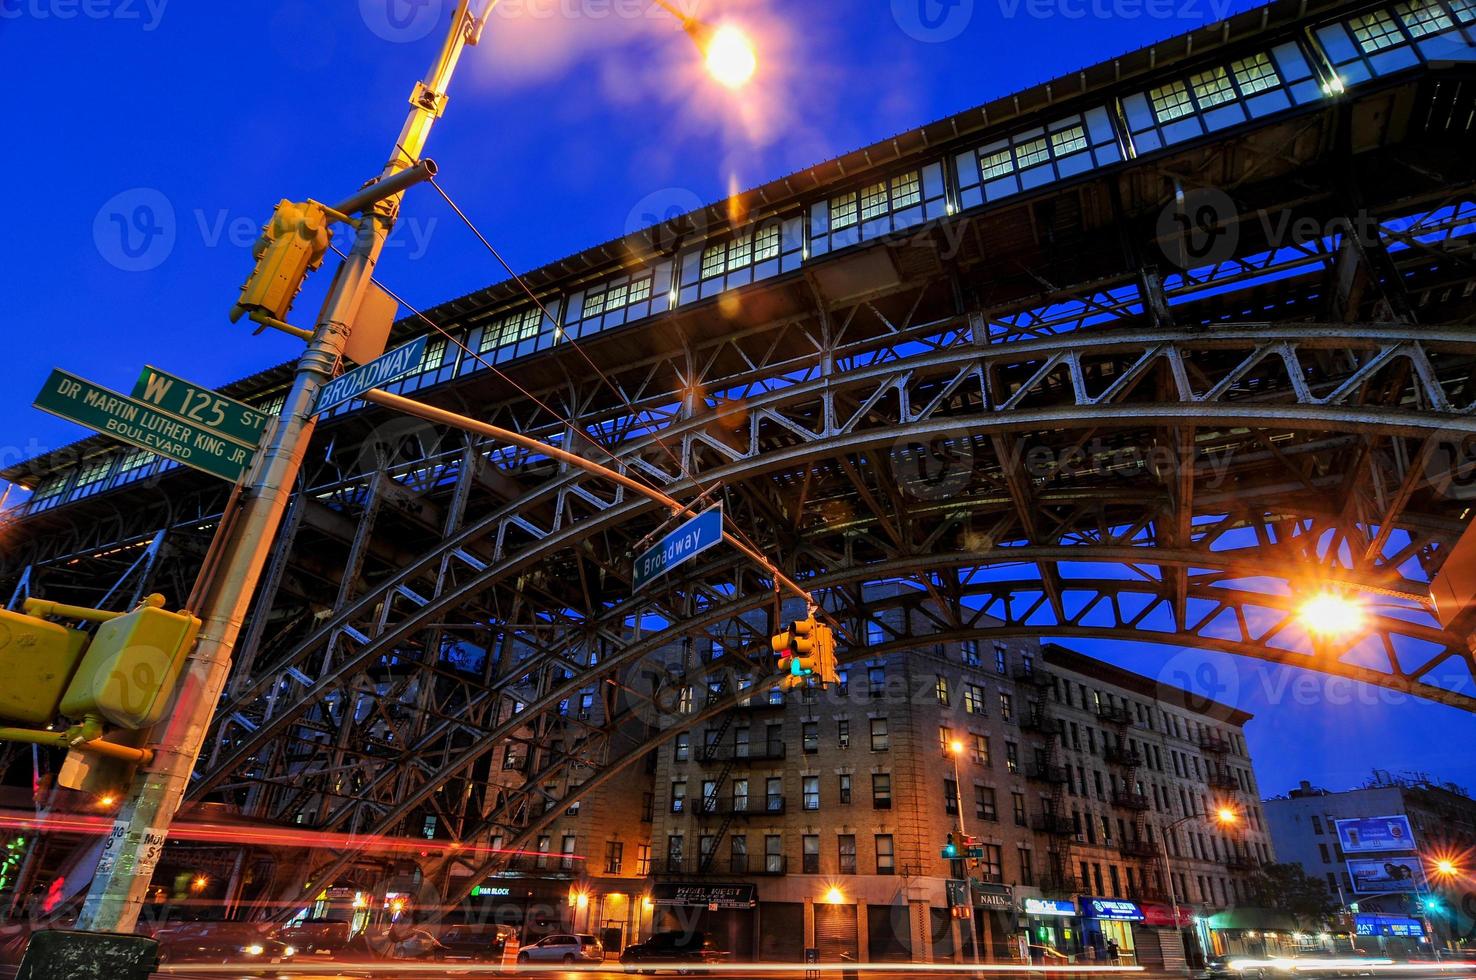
34, 369, 255, 483
633, 505, 723, 592
131, 365, 269, 449
314, 336, 427, 415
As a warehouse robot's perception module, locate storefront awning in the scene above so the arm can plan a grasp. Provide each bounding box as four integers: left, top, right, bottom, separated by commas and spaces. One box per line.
1206, 907, 1301, 932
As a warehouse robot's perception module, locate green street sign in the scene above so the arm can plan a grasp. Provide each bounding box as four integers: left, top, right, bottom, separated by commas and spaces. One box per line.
34, 369, 254, 484
130, 365, 268, 450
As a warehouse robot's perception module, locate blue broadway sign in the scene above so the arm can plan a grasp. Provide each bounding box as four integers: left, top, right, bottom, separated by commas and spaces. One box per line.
633, 505, 723, 591
314, 336, 427, 415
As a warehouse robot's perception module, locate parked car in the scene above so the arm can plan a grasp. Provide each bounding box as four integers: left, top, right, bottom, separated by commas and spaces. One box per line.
620, 930, 730, 973
517, 933, 605, 964
274, 918, 356, 959
151, 921, 296, 965
438, 924, 512, 962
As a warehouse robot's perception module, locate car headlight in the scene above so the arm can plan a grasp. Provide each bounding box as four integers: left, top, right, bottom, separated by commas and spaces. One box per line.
242, 944, 265, 956
282, 946, 296, 957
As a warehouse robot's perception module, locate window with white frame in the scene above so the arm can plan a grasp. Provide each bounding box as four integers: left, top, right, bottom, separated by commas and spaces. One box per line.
1049, 124, 1088, 157
832, 171, 922, 231
830, 191, 859, 229
1189, 66, 1237, 109
1149, 80, 1196, 122
1398, 0, 1455, 35
1231, 52, 1280, 95
1351, 9, 1405, 51
481, 307, 541, 352
700, 223, 782, 280
584, 275, 652, 318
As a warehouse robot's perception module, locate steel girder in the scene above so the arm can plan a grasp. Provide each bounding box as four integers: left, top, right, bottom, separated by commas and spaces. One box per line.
180, 317, 1476, 906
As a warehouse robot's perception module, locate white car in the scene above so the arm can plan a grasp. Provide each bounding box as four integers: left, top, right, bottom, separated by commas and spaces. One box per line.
517, 933, 605, 964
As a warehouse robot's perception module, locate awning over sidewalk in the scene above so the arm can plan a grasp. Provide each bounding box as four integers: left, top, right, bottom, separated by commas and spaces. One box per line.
1205, 908, 1301, 932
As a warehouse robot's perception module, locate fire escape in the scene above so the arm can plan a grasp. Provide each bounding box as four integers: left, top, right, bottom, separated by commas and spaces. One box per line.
1102, 708, 1159, 900
1020, 668, 1073, 894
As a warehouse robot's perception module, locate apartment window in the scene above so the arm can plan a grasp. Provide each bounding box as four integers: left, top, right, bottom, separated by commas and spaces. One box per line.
803, 722, 818, 754
803, 834, 820, 874
732, 779, 749, 812
1012, 792, 1027, 826
837, 669, 849, 696
765, 835, 784, 873
1311, 815, 1324, 835
671, 781, 686, 813
666, 835, 683, 873
1231, 52, 1279, 95
635, 843, 651, 875
698, 835, 716, 869
1318, 842, 1331, 864
867, 666, 886, 698
560, 835, 576, 871
875, 835, 896, 875
838, 720, 850, 749
839, 774, 853, 804
938, 726, 955, 755
871, 718, 890, 751
604, 841, 624, 874
944, 778, 960, 815
976, 785, 998, 821
674, 732, 690, 762
935, 675, 950, 705
641, 792, 654, 823
730, 835, 748, 873
700, 780, 717, 813
964, 684, 986, 715
1019, 847, 1033, 884
838, 834, 857, 874
999, 692, 1014, 721
994, 644, 1007, 674
961, 639, 981, 667
1005, 741, 1019, 774
972, 734, 991, 766
873, 773, 893, 809
978, 844, 1004, 883
803, 776, 820, 811
766, 777, 784, 811
1351, 9, 1404, 52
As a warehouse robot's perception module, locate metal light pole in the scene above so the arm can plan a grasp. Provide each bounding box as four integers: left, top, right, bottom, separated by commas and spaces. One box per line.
1156, 807, 1236, 973
73, 1, 489, 933
947, 741, 983, 966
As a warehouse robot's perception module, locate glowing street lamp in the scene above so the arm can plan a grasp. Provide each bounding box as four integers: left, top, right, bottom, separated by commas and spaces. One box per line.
1215, 806, 1239, 826
824, 886, 846, 905
1298, 592, 1366, 637
651, 0, 758, 88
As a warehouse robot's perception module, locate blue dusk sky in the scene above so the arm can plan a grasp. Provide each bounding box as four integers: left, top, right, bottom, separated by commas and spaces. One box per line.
2, 0, 1472, 799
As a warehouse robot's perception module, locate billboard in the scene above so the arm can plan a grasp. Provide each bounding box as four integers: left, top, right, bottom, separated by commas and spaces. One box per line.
1334, 815, 1415, 854
1348, 856, 1426, 894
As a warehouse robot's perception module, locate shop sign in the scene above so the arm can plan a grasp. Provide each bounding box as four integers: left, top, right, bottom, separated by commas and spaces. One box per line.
1081, 897, 1144, 921
1024, 898, 1076, 916
652, 883, 756, 909
1139, 902, 1193, 927
1348, 856, 1426, 894
971, 881, 1014, 910
1355, 913, 1424, 938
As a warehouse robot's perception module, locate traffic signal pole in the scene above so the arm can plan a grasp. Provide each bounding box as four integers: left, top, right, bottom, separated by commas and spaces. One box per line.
73, 1, 486, 934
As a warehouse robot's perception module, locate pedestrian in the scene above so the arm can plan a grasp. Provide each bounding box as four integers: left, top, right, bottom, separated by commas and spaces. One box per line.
1107, 939, 1120, 962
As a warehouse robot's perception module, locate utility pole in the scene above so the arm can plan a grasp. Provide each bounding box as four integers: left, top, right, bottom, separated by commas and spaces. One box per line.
73, 1, 486, 933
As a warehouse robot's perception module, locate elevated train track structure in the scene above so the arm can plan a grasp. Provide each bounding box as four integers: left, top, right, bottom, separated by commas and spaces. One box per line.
5, 0, 1476, 908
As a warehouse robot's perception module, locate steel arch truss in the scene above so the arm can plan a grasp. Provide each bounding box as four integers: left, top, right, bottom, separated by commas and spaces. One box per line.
183, 316, 1476, 904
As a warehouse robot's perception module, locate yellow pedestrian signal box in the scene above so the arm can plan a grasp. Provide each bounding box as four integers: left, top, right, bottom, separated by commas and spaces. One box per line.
59, 600, 201, 730
0, 610, 89, 726
229, 199, 332, 325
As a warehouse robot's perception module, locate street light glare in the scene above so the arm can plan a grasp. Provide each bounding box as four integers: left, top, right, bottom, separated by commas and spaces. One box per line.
949, 739, 965, 755
1298, 592, 1365, 637
1435, 858, 1458, 876
704, 24, 757, 89
1216, 806, 1238, 825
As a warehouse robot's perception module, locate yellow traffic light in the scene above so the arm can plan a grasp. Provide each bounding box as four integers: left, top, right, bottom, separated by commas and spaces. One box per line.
773, 612, 840, 690
59, 596, 200, 730
0, 609, 89, 726
229, 199, 333, 326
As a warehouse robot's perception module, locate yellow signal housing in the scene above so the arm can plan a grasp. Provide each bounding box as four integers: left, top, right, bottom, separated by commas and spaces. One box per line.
0, 610, 89, 726
229, 199, 332, 325
814, 623, 839, 686
59, 598, 201, 730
